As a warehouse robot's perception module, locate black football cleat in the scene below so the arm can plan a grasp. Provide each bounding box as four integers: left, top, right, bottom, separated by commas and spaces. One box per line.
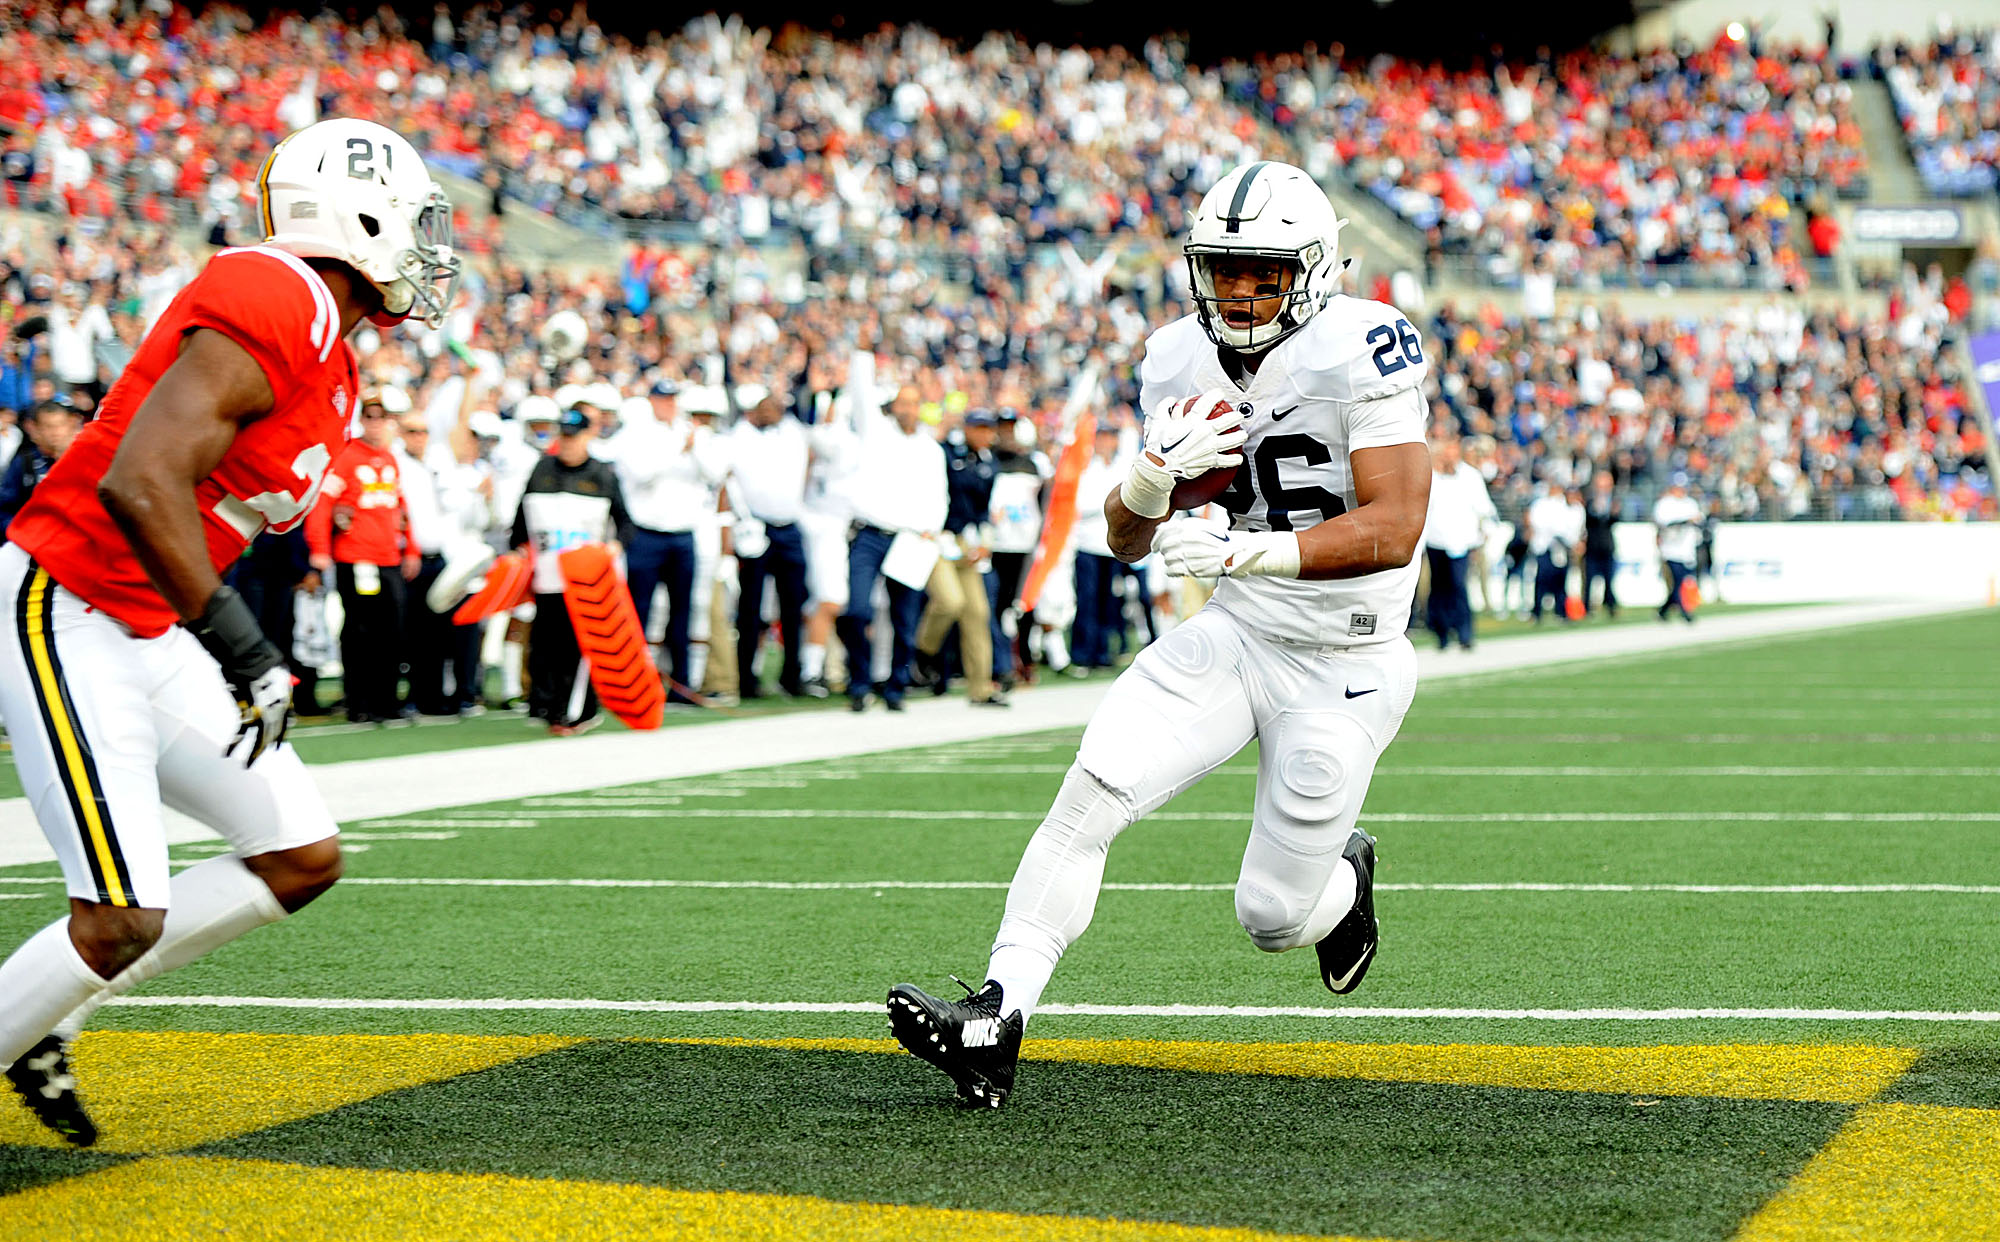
6, 1035, 98, 1147
887, 978, 1023, 1109
1315, 830, 1379, 995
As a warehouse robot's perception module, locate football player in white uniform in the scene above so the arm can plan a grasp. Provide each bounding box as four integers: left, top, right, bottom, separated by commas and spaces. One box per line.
888, 161, 1432, 1107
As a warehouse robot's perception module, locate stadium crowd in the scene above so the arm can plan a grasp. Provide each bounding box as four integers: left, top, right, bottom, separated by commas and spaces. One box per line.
1879, 27, 2000, 196
0, 1, 1892, 291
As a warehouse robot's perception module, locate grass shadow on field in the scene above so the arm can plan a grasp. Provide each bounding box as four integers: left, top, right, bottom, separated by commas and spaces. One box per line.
196, 1039, 1853, 1242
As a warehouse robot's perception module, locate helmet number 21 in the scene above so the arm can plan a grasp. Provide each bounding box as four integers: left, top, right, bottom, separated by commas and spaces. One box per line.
1366, 319, 1423, 377
346, 137, 391, 180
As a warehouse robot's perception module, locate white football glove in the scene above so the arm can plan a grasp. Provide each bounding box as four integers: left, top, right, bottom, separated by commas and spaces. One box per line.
1119, 391, 1248, 519
1152, 518, 1302, 580
185, 586, 294, 768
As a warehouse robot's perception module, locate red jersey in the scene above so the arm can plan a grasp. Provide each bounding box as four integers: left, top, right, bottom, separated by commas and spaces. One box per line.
304, 439, 410, 566
9, 246, 358, 637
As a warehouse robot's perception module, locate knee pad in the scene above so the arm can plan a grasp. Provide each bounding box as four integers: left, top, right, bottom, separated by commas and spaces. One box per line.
1235, 873, 1312, 953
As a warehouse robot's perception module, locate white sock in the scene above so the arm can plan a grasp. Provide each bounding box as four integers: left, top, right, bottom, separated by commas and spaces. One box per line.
984, 944, 1057, 1025
801, 642, 825, 683
686, 641, 709, 693
501, 641, 525, 700
1297, 856, 1360, 946
52, 855, 285, 1041
0, 919, 110, 1068
985, 764, 1133, 1026
1044, 630, 1071, 672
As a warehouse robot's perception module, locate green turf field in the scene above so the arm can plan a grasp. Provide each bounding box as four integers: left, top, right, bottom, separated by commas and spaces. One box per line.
2, 609, 1996, 1240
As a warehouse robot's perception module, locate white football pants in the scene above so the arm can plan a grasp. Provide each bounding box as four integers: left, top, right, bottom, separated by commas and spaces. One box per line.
994, 602, 1417, 964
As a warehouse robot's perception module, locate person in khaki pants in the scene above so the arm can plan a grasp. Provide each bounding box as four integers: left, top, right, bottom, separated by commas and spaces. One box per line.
915, 410, 1008, 707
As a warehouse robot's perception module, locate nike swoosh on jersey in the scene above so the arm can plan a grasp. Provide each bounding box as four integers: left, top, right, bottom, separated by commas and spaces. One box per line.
1271, 405, 1301, 421
1344, 686, 1378, 699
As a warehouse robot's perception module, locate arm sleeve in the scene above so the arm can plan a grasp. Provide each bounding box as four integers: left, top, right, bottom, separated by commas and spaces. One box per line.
180, 250, 337, 410
1346, 387, 1429, 452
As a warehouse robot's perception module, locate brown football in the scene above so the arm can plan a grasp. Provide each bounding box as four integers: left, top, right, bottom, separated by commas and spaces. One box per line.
1164, 394, 1242, 510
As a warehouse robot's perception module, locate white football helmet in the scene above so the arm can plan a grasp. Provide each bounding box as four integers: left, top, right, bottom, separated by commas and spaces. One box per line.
257, 118, 460, 329
1184, 160, 1349, 354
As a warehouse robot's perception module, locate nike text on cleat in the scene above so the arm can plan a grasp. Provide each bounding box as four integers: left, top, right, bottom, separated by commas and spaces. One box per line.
1315, 831, 1379, 995
6, 1035, 98, 1147
886, 978, 1024, 1109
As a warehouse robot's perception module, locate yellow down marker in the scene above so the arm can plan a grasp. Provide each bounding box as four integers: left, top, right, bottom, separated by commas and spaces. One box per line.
649, 1037, 1917, 1104
0, 1031, 579, 1153
1732, 1102, 2000, 1241
1, 1156, 1413, 1242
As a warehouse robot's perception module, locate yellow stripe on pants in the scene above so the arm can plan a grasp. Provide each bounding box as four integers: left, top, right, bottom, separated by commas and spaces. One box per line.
23, 567, 127, 907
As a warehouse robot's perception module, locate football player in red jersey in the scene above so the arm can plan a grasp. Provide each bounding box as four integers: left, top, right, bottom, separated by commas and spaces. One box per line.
0, 118, 457, 1145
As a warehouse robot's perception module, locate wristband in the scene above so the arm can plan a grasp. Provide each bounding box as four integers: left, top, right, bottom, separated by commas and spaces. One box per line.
1119, 455, 1175, 520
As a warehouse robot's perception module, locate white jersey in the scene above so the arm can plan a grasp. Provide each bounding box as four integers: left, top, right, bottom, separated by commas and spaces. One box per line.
1138, 297, 1430, 647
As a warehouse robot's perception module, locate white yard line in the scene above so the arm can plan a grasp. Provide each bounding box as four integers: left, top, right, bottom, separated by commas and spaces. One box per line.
0, 599, 1975, 870
7, 876, 2000, 895
813, 764, 2000, 778
360, 808, 2000, 824
99, 994, 2000, 1022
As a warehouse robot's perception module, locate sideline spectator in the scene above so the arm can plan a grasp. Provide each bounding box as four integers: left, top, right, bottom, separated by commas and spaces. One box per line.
1421, 435, 1493, 650
1655, 472, 1704, 623
838, 383, 947, 712
0, 396, 82, 538
724, 385, 811, 699
914, 408, 1007, 707
1580, 470, 1622, 618
307, 391, 421, 725
511, 404, 633, 735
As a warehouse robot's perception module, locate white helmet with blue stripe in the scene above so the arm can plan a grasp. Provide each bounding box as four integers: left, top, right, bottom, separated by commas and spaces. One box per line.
1184, 160, 1348, 354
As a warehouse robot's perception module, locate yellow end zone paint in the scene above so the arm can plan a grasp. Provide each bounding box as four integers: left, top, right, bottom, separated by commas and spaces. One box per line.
0, 1031, 579, 1154
0, 1156, 1413, 1242
1730, 1101, 2000, 1241
646, 1037, 1918, 1104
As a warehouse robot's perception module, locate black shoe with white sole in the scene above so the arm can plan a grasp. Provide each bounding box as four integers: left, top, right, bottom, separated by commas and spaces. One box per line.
886, 978, 1023, 1109
6, 1035, 97, 1147
1315, 830, 1379, 995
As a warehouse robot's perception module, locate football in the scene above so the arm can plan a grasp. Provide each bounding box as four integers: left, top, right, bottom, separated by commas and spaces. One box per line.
1166, 394, 1244, 510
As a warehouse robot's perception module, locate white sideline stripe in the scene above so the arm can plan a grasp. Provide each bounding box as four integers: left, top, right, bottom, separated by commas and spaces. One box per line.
315, 879, 2000, 896
371, 808, 2000, 824
817, 764, 2000, 778
341, 832, 460, 841
3, 875, 1982, 896
99, 995, 2000, 1022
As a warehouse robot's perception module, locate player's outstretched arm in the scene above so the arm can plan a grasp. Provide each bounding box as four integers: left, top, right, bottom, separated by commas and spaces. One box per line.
99, 328, 274, 621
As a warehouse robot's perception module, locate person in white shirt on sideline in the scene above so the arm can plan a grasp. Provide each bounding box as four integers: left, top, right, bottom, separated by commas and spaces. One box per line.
482, 396, 560, 710
607, 377, 729, 704
1420, 435, 1495, 650
1654, 472, 1703, 623
1069, 422, 1131, 672
838, 382, 948, 712
724, 385, 813, 699
390, 387, 458, 717
677, 387, 734, 698
1524, 478, 1583, 623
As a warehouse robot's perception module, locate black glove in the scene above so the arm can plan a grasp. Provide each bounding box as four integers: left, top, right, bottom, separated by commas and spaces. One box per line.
185, 586, 292, 767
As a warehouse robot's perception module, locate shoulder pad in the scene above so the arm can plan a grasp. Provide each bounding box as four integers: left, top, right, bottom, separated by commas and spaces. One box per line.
1287, 297, 1430, 404
1138, 314, 1210, 402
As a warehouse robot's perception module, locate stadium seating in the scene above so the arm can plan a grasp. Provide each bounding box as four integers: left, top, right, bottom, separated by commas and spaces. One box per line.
1878, 31, 2000, 196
